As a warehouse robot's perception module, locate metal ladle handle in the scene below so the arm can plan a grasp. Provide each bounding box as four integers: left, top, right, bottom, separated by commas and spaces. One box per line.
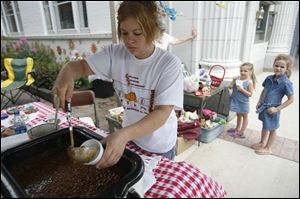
53, 95, 60, 130
65, 101, 74, 147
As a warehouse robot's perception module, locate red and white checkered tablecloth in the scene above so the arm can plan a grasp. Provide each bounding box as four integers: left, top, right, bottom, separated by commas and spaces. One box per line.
127, 143, 227, 198
1, 102, 227, 198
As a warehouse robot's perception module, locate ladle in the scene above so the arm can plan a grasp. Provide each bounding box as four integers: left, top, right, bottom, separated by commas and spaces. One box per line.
63, 100, 98, 164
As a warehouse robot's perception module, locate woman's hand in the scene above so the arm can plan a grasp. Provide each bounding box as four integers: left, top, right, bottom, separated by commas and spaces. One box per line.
96, 129, 129, 169
52, 65, 75, 109
52, 60, 94, 110
191, 29, 198, 39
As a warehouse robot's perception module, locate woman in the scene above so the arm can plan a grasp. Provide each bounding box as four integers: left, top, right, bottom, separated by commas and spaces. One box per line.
53, 1, 183, 169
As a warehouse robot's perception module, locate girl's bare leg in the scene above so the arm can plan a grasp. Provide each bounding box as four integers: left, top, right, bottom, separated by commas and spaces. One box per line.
236, 113, 242, 132
251, 128, 269, 150
239, 113, 248, 136
264, 129, 276, 151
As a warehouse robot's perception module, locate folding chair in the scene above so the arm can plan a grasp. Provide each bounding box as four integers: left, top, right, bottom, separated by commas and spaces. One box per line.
1, 57, 38, 109
71, 90, 99, 128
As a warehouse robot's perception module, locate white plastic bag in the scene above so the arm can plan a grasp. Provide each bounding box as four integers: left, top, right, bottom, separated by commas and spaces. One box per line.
183, 75, 199, 92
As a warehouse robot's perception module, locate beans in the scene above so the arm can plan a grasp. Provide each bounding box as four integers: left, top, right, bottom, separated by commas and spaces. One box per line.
12, 150, 123, 198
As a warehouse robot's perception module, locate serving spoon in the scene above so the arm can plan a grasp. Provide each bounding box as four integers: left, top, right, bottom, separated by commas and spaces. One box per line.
63, 100, 98, 163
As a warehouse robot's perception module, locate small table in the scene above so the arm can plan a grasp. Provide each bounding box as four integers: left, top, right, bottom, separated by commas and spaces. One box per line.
184, 85, 226, 144
184, 85, 226, 120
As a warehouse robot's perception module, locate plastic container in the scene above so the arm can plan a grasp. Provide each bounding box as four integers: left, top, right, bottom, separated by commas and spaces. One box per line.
1, 113, 9, 120
1, 126, 144, 198
13, 110, 27, 134
199, 114, 226, 143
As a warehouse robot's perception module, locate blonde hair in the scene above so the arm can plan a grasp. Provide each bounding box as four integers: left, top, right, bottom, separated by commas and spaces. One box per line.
241, 62, 257, 89
274, 54, 293, 78
117, 1, 163, 45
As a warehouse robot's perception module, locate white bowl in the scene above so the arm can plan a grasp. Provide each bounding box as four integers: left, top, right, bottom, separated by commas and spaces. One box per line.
81, 139, 104, 165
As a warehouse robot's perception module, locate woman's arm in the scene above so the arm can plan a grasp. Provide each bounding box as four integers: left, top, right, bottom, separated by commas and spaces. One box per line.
173, 29, 197, 45
52, 59, 94, 108
96, 105, 173, 169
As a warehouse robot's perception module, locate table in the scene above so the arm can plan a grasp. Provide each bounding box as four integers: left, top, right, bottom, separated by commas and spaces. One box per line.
184, 85, 226, 120
1, 102, 227, 198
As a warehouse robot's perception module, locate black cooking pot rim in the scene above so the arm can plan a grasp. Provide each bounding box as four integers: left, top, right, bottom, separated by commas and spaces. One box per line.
1, 126, 145, 198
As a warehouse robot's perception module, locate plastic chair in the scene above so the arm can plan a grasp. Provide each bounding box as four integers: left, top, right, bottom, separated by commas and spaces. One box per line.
1, 58, 38, 109
71, 90, 99, 128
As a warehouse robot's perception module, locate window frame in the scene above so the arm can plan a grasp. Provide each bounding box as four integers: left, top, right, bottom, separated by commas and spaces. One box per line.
254, 1, 272, 43
1, 1, 24, 35
42, 1, 89, 34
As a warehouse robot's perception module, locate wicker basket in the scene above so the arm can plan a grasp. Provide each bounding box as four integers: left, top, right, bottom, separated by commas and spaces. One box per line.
209, 65, 226, 87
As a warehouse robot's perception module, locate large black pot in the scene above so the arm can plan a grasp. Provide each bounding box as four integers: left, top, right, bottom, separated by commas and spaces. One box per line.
1, 126, 144, 198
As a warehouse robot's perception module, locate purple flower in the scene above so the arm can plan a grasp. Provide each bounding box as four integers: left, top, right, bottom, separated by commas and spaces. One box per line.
20, 37, 28, 44
32, 48, 37, 53
13, 42, 21, 49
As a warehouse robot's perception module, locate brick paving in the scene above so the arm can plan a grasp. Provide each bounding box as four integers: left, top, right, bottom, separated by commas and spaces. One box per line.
220, 123, 299, 162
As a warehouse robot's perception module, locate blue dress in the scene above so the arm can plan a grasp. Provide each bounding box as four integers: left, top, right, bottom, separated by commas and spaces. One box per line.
230, 79, 250, 113
256, 74, 294, 130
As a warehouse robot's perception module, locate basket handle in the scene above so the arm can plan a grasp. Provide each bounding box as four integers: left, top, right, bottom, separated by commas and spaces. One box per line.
209, 65, 226, 79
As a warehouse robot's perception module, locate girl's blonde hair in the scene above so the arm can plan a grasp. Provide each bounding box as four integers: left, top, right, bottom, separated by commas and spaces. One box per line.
117, 1, 163, 45
274, 54, 293, 78
241, 62, 257, 89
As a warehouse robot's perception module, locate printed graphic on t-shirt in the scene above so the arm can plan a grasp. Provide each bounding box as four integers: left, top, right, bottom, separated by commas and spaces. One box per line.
113, 73, 155, 114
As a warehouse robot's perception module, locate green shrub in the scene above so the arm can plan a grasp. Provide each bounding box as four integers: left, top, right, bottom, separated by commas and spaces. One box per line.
1, 36, 90, 90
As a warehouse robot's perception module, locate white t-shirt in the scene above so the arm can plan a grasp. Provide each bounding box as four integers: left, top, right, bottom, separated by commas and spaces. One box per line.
156, 33, 178, 50
87, 44, 183, 153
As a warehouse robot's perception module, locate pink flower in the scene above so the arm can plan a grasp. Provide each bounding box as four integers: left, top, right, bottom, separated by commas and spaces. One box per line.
20, 37, 28, 44
32, 48, 37, 53
13, 42, 21, 49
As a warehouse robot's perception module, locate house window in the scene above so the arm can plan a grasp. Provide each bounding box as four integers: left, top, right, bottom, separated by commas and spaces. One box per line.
43, 1, 53, 31
1, 1, 23, 34
54, 1, 74, 29
78, 1, 88, 28
43, 1, 89, 33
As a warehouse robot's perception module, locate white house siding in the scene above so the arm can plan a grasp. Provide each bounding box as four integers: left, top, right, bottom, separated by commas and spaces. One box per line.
1, 1, 299, 78
18, 1, 45, 36
86, 1, 111, 34
171, 1, 195, 73
2, 1, 113, 63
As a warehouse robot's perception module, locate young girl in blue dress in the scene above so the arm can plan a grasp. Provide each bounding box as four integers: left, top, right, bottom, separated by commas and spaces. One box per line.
228, 63, 257, 138
252, 54, 294, 155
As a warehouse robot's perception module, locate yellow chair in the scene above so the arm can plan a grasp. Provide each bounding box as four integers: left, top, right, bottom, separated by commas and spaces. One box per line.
1, 57, 38, 109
